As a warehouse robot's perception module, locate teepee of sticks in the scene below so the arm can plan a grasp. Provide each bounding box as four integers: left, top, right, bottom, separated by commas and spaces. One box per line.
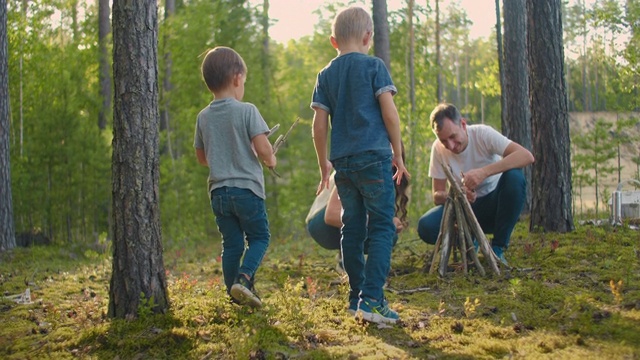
424, 161, 502, 277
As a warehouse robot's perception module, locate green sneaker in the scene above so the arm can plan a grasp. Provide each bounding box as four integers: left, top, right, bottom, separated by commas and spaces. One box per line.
347, 298, 359, 316
230, 274, 262, 308
492, 246, 509, 267
357, 297, 399, 324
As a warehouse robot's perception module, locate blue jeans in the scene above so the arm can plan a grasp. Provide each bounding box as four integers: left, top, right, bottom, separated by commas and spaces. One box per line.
332, 150, 396, 303
417, 169, 526, 253
210, 187, 270, 293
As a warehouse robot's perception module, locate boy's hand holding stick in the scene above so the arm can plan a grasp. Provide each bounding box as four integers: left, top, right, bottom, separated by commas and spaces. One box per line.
268, 117, 300, 177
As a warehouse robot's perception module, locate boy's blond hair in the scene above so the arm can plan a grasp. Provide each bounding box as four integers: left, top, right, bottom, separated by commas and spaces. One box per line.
332, 6, 373, 45
201, 46, 247, 93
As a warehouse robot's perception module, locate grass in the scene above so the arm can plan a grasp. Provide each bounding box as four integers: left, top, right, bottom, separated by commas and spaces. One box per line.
1, 221, 639, 359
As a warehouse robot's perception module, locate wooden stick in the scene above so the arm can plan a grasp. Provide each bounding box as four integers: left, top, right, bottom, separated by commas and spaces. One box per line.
453, 197, 468, 274
429, 198, 453, 274
439, 160, 501, 275
456, 196, 486, 276
438, 202, 456, 276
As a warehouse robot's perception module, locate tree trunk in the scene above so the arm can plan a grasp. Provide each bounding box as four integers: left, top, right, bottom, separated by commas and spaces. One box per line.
109, 0, 169, 318
435, 0, 442, 102
496, 0, 505, 128
408, 0, 415, 112
98, 0, 111, 131
159, 0, 175, 160
503, 0, 532, 214
372, 0, 391, 70
0, 0, 16, 252
527, 0, 574, 233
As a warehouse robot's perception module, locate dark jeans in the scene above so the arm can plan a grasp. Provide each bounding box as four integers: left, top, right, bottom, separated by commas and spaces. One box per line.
417, 169, 526, 252
210, 187, 270, 293
333, 150, 396, 303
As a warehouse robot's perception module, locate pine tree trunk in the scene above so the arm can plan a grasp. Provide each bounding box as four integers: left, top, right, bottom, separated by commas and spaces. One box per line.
0, 0, 16, 252
109, 0, 169, 318
98, 0, 111, 130
527, 0, 574, 233
496, 0, 505, 128
503, 0, 532, 214
372, 0, 391, 70
435, 0, 442, 102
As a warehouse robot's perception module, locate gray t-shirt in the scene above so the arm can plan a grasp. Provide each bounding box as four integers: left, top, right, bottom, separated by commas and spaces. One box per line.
194, 98, 270, 199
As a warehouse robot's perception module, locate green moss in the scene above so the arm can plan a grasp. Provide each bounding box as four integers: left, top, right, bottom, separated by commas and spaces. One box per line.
1, 223, 640, 359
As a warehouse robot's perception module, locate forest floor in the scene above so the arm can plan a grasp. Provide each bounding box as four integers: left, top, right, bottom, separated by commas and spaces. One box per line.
1, 220, 639, 359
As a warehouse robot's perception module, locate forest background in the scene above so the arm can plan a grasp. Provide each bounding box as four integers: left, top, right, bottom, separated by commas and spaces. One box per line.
3, 0, 639, 248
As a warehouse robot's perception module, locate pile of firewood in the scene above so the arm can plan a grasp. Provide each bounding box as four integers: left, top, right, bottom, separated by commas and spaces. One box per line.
424, 161, 502, 277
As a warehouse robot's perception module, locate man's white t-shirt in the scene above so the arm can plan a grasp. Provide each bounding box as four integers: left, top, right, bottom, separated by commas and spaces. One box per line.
429, 124, 511, 197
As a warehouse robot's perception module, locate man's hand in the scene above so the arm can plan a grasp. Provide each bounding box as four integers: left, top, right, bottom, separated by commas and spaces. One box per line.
463, 185, 477, 204
461, 168, 487, 191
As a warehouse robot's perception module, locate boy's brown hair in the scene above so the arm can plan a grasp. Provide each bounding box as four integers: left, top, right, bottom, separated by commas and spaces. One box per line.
201, 46, 247, 93
332, 6, 373, 45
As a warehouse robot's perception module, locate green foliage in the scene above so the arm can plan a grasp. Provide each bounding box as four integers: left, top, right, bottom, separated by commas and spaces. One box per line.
572, 118, 618, 217
6, 0, 638, 251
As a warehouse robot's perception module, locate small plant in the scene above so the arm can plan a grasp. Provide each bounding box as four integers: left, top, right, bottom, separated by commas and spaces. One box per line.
463, 297, 480, 318
137, 293, 156, 320
509, 278, 521, 298
609, 279, 623, 304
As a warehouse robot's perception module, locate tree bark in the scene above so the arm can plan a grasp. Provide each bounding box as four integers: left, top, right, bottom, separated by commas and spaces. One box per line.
0, 0, 16, 252
407, 0, 415, 112
109, 0, 169, 318
503, 0, 532, 214
435, 0, 443, 102
98, 0, 111, 130
527, 0, 574, 233
372, 0, 391, 70
496, 0, 505, 128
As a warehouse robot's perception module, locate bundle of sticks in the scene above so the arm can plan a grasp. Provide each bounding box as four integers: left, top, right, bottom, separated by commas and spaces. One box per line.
424, 161, 502, 277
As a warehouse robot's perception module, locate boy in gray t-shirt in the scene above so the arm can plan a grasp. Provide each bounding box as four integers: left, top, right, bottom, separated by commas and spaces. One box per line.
194, 46, 276, 308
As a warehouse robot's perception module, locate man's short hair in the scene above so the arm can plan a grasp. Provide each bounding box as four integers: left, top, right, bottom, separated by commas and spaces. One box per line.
332, 7, 373, 45
201, 46, 247, 93
430, 103, 462, 130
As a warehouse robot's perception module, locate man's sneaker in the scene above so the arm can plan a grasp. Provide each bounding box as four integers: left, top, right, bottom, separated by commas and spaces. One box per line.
347, 298, 359, 316
492, 246, 509, 267
356, 297, 399, 324
230, 274, 262, 308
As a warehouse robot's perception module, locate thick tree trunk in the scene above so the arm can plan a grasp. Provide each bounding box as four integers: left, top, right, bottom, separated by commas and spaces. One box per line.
527, 0, 574, 233
503, 0, 532, 214
0, 0, 16, 252
98, 0, 111, 130
372, 0, 391, 70
109, 0, 169, 318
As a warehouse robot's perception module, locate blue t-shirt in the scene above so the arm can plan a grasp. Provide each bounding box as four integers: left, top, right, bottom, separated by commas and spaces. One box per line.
311, 52, 397, 161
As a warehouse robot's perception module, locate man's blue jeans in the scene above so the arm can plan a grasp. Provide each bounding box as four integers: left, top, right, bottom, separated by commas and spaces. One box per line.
210, 187, 270, 293
417, 169, 526, 253
332, 150, 396, 303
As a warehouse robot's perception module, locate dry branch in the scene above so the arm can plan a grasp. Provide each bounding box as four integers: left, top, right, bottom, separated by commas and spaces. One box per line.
426, 160, 501, 276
